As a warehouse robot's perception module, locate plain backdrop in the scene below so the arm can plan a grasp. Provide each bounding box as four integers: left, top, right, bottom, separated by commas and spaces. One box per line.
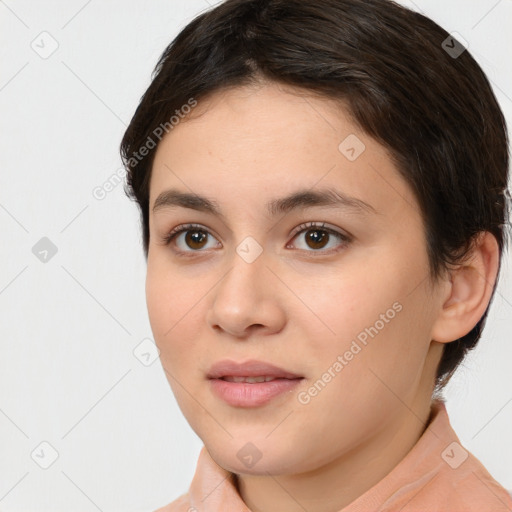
0, 1, 511, 511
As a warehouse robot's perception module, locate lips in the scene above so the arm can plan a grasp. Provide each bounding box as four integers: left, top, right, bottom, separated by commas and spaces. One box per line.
207, 359, 304, 407
207, 359, 303, 380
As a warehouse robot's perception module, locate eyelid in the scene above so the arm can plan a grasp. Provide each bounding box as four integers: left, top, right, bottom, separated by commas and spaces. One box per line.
289, 221, 347, 239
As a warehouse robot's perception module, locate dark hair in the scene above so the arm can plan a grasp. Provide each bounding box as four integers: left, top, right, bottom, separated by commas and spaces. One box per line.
120, 0, 510, 389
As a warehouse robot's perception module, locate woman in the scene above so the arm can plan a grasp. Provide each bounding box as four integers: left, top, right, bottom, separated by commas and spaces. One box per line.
120, 0, 512, 510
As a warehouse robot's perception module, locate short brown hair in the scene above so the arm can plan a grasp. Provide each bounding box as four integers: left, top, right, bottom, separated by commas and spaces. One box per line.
120, 0, 510, 389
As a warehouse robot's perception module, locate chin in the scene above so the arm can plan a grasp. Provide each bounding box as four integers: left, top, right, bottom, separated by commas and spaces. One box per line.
207, 441, 302, 476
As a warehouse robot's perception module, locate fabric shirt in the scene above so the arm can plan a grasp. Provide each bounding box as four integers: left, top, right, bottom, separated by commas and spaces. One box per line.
155, 400, 512, 511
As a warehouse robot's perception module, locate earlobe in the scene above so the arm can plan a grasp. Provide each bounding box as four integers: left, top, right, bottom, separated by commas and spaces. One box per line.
430, 232, 500, 344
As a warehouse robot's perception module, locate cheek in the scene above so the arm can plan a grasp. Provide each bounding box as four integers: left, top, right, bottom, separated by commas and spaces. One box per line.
287, 264, 389, 349
146, 254, 193, 325
145, 262, 202, 354
145, 267, 172, 338
145, 258, 221, 385
293, 258, 430, 384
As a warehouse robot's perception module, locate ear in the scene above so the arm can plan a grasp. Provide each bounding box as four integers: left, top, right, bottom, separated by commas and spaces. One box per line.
431, 231, 500, 343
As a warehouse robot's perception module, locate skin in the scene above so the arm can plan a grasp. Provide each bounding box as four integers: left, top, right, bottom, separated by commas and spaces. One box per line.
145, 81, 499, 512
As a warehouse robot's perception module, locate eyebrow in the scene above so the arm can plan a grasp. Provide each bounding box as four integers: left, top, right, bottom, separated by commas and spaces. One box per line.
152, 187, 378, 218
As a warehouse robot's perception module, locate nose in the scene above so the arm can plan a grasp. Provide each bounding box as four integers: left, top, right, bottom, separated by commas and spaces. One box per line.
206, 245, 286, 339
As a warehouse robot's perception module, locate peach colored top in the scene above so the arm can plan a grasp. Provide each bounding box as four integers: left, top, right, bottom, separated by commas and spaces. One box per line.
155, 400, 512, 511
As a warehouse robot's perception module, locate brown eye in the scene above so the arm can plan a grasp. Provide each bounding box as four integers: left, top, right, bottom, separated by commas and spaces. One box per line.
304, 228, 330, 250
289, 222, 351, 254
184, 230, 208, 250
161, 223, 221, 254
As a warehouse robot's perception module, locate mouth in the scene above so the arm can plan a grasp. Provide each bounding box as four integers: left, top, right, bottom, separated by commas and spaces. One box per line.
207, 359, 304, 407
207, 358, 303, 381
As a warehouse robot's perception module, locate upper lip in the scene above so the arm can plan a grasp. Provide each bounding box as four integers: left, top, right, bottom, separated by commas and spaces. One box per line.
207, 359, 303, 379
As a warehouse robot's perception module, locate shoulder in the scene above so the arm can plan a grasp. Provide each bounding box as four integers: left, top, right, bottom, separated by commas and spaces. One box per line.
411, 449, 512, 512
379, 401, 512, 512
445, 454, 512, 511
152, 492, 191, 512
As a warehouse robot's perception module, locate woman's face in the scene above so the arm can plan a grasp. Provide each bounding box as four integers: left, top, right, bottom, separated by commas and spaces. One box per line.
146, 82, 447, 475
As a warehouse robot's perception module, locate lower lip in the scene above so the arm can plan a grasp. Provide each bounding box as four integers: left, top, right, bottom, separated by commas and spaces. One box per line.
209, 378, 303, 407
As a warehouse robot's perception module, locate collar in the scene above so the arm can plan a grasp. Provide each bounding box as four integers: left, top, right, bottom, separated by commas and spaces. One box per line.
185, 400, 512, 511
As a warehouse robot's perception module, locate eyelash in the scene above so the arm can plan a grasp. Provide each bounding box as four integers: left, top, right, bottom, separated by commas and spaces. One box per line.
160, 221, 351, 257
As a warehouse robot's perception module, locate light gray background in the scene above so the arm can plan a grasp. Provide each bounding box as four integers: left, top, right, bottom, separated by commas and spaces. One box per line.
0, 1, 511, 511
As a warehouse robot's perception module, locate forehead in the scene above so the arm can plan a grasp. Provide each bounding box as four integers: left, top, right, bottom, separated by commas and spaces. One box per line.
149, 83, 418, 224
